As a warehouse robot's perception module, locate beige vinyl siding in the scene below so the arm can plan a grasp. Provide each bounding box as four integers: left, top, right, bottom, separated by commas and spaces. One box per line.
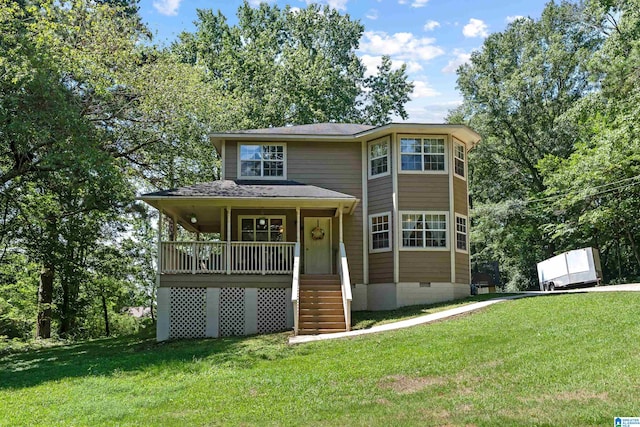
287, 141, 363, 283
225, 141, 238, 179
456, 251, 470, 284
399, 251, 451, 283
368, 164, 393, 285
453, 177, 468, 214
453, 177, 470, 283
398, 174, 449, 210
368, 174, 392, 212
369, 251, 393, 283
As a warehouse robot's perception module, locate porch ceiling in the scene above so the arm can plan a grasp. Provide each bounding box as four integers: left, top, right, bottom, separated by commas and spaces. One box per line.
138, 180, 359, 234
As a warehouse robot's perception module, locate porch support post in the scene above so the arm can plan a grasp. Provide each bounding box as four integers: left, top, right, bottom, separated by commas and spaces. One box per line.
226, 206, 232, 275
339, 205, 343, 243
296, 207, 301, 243
171, 214, 177, 241
157, 209, 163, 275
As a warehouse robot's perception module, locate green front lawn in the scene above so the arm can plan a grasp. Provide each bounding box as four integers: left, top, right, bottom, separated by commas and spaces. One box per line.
351, 292, 518, 330
1, 292, 638, 426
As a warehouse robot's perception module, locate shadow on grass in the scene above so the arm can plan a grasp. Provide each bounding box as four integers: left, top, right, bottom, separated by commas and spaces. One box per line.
351, 293, 517, 330
0, 328, 293, 391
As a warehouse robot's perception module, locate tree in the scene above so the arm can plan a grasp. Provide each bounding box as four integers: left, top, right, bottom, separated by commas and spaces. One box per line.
1, 0, 227, 337
538, 0, 640, 282
173, 1, 413, 127
453, 1, 604, 289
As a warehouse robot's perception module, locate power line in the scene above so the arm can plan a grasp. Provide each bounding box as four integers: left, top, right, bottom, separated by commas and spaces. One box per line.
523, 173, 640, 205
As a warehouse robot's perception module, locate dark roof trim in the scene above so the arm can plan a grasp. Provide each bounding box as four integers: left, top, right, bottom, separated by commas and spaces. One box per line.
210, 122, 481, 152
139, 180, 356, 200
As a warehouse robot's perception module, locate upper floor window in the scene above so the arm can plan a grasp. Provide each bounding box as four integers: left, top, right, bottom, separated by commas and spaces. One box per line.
368, 138, 390, 179
369, 212, 391, 253
239, 144, 286, 179
454, 141, 466, 178
455, 214, 468, 252
400, 212, 448, 250
400, 137, 446, 172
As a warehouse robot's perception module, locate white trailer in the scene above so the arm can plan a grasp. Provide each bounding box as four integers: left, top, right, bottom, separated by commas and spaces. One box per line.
537, 247, 602, 291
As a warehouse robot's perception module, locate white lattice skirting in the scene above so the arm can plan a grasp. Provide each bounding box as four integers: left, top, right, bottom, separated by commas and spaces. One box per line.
157, 287, 293, 340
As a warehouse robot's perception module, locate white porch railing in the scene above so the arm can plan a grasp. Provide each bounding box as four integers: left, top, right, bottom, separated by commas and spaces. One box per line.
229, 242, 295, 274
160, 241, 295, 274
337, 242, 352, 332
161, 241, 226, 274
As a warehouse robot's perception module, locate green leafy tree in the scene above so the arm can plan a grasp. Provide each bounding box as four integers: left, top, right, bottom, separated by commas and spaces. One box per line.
453, 1, 604, 289
173, 1, 413, 127
539, 0, 640, 281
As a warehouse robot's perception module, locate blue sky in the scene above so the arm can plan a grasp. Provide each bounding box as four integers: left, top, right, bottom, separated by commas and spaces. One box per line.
138, 0, 549, 123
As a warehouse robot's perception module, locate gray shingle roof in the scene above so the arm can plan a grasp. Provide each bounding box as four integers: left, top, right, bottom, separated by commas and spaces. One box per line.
140, 180, 356, 200
226, 123, 375, 136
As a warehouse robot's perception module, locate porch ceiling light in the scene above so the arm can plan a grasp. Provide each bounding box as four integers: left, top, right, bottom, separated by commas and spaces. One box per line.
190, 213, 198, 224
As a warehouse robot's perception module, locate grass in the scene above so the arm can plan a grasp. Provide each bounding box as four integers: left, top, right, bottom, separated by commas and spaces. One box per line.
351, 292, 517, 330
1, 292, 639, 426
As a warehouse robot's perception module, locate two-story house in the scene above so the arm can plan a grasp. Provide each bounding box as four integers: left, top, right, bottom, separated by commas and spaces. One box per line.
140, 123, 480, 341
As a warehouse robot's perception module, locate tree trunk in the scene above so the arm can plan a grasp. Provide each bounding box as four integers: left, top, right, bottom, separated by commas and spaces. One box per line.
59, 280, 69, 336
625, 228, 640, 272
101, 293, 110, 337
36, 264, 54, 339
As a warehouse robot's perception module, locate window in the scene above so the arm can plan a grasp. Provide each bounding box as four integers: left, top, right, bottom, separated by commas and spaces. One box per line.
401, 212, 448, 249
400, 137, 446, 172
239, 144, 285, 179
239, 216, 285, 242
454, 142, 466, 178
369, 212, 391, 252
368, 139, 389, 178
455, 214, 468, 252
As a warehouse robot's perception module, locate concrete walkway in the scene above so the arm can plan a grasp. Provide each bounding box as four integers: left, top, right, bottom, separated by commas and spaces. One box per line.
288, 283, 640, 345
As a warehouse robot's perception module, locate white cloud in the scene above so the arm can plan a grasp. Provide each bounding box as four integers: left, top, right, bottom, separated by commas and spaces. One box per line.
441, 49, 471, 73
412, 80, 439, 98
360, 31, 444, 61
365, 9, 378, 20
360, 55, 423, 77
462, 18, 489, 38
423, 20, 440, 31
301, 0, 348, 10
152, 0, 182, 16
506, 15, 524, 23
360, 55, 382, 77
398, 0, 407, 4
405, 61, 423, 73
411, 0, 429, 7
249, 0, 276, 6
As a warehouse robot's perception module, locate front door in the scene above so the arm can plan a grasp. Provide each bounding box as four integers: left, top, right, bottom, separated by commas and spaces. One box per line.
304, 217, 332, 274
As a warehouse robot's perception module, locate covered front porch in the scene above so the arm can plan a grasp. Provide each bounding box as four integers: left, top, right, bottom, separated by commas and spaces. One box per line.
140, 180, 358, 339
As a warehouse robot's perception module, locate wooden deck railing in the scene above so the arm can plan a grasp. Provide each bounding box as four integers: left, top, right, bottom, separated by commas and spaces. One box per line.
161, 241, 295, 275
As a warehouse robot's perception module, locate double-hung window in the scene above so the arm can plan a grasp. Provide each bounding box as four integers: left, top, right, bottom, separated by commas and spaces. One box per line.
454, 141, 466, 178
369, 212, 391, 252
400, 137, 446, 172
368, 138, 389, 178
240, 216, 285, 242
400, 212, 448, 249
455, 214, 468, 252
239, 144, 286, 179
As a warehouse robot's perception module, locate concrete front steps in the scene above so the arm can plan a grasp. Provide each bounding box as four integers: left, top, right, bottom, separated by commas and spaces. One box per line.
298, 274, 347, 335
